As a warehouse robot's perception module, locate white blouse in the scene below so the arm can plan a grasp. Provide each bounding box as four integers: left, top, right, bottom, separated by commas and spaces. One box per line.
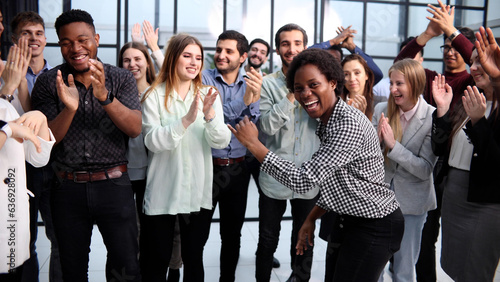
141, 82, 231, 215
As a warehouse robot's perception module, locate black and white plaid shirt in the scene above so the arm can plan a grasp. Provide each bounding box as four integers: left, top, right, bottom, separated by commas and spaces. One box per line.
261, 99, 399, 218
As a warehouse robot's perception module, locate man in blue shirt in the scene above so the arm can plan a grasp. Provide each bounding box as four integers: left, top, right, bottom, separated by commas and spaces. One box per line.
202, 30, 262, 282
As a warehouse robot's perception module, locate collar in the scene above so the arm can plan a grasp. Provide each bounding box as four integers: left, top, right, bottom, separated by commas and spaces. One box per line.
27, 59, 51, 75
214, 68, 245, 86
399, 98, 420, 122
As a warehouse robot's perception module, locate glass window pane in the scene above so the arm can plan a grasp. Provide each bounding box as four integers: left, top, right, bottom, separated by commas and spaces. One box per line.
365, 3, 405, 57
44, 46, 64, 67
408, 6, 443, 61
422, 60, 443, 75
158, 0, 175, 47
455, 8, 484, 29
71, 0, 118, 45
177, 0, 223, 48
98, 47, 118, 66
274, 0, 315, 47
39, 0, 62, 43
450, 0, 486, 7
324, 1, 364, 48
226, 0, 272, 49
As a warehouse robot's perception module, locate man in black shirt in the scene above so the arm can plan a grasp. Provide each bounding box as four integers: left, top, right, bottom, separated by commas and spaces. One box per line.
31, 9, 141, 282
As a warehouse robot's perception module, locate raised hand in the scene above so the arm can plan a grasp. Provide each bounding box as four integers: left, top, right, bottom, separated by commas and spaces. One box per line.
56, 70, 79, 112
131, 23, 144, 43
431, 74, 453, 117
88, 59, 110, 103
142, 20, 160, 52
475, 26, 500, 80
337, 25, 357, 51
243, 67, 263, 105
380, 116, 396, 149
421, 1, 448, 40
463, 85, 486, 125
1, 41, 30, 94
347, 94, 367, 114
426, 0, 455, 36
182, 91, 200, 128
202, 88, 218, 121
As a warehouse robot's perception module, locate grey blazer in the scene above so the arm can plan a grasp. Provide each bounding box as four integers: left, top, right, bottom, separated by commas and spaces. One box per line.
372, 97, 438, 215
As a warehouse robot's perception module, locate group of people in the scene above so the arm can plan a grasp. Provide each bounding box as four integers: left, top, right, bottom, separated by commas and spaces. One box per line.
1, 0, 500, 281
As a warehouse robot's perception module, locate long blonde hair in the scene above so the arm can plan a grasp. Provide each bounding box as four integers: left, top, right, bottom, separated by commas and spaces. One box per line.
385, 59, 426, 154
142, 33, 204, 110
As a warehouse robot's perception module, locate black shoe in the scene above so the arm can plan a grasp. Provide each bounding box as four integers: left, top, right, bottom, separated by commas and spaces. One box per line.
285, 273, 296, 282
272, 256, 280, 268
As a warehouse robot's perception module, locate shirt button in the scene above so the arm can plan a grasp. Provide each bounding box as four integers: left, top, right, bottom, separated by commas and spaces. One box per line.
4, 178, 10, 184
296, 121, 299, 124
339, 224, 344, 228
85, 153, 91, 157
295, 153, 298, 156
85, 101, 89, 105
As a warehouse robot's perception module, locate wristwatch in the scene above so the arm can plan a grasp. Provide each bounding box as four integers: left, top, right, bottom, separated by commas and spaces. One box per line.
448, 30, 461, 42
0, 94, 14, 103
0, 120, 12, 138
98, 91, 114, 106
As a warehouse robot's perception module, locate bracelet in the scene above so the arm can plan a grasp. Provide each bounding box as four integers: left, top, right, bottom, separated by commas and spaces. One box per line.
448, 30, 461, 42
203, 114, 215, 123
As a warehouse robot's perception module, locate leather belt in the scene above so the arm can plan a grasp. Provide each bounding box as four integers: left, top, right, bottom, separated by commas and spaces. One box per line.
213, 157, 245, 166
58, 164, 127, 183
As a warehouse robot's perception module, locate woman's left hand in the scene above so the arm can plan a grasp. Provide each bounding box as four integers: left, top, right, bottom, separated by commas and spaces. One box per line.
380, 117, 396, 149
463, 85, 486, 126
202, 88, 218, 120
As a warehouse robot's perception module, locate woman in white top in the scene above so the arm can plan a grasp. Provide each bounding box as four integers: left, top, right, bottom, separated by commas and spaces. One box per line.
373, 59, 438, 282
433, 27, 500, 281
140, 33, 231, 282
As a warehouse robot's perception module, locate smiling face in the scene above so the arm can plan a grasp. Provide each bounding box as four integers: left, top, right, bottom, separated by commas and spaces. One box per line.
470, 49, 490, 90
58, 22, 99, 73
277, 30, 305, 72
247, 42, 268, 69
343, 59, 367, 97
122, 47, 148, 83
214, 39, 246, 75
293, 64, 337, 124
15, 23, 47, 58
390, 70, 415, 112
443, 39, 466, 72
176, 44, 203, 83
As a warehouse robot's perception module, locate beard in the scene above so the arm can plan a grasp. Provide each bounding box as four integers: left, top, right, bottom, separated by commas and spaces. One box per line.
248, 57, 264, 69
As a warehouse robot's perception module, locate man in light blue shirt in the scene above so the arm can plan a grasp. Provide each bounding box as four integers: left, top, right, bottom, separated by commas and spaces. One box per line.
202, 30, 262, 282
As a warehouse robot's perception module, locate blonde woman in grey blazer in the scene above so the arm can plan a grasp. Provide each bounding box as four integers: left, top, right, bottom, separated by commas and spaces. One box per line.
372, 59, 438, 282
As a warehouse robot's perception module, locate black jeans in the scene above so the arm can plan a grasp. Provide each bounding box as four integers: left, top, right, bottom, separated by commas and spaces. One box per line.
212, 162, 251, 282
51, 173, 140, 282
255, 193, 318, 282
326, 208, 404, 282
140, 209, 213, 282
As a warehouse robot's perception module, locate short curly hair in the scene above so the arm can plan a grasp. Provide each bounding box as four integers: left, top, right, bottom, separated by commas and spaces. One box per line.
286, 48, 344, 97
55, 9, 95, 37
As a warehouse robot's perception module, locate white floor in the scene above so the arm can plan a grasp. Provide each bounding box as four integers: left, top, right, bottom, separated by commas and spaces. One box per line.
35, 178, 500, 282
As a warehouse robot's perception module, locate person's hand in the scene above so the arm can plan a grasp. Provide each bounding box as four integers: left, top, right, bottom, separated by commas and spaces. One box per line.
227, 116, 259, 148
8, 121, 42, 153
337, 26, 356, 51
347, 94, 367, 114
182, 91, 200, 128
426, 0, 456, 36
56, 70, 79, 112
88, 59, 110, 103
243, 67, 263, 105
295, 218, 315, 255
380, 116, 396, 149
331, 25, 356, 47
202, 88, 218, 121
422, 1, 448, 39
463, 85, 486, 126
286, 92, 295, 103
475, 26, 500, 80
14, 111, 47, 137
376, 112, 389, 143
1, 40, 31, 95
131, 23, 144, 43
431, 74, 453, 117
142, 20, 160, 52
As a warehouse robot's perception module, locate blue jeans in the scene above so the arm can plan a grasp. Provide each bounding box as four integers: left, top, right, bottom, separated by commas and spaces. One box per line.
51, 172, 140, 282
212, 162, 251, 282
255, 192, 318, 282
23, 164, 62, 282
326, 208, 404, 282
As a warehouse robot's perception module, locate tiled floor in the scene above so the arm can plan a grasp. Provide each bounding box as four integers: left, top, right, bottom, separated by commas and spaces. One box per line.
35, 179, 500, 281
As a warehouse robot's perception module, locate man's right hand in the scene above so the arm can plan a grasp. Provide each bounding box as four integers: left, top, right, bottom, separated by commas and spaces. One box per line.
56, 70, 79, 112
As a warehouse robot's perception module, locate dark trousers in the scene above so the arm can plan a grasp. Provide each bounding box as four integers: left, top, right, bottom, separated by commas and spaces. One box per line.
212, 162, 251, 282
255, 192, 318, 282
140, 209, 213, 282
416, 175, 445, 282
51, 173, 140, 282
0, 265, 24, 282
325, 208, 404, 282
23, 164, 62, 282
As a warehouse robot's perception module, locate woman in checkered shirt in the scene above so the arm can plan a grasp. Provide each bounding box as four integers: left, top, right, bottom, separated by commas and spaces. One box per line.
230, 48, 404, 281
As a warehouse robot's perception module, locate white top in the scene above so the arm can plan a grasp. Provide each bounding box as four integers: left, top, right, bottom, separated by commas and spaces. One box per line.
0, 100, 55, 273
449, 101, 493, 171
141, 82, 231, 215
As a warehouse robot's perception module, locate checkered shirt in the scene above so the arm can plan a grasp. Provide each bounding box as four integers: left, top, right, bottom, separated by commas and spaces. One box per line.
31, 62, 141, 171
261, 99, 399, 218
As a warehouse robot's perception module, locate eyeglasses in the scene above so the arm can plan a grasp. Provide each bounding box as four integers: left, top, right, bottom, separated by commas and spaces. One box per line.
440, 45, 456, 54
